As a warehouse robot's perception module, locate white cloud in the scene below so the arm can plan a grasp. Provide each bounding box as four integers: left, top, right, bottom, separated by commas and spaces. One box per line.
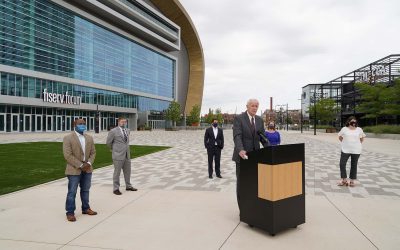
179, 0, 400, 114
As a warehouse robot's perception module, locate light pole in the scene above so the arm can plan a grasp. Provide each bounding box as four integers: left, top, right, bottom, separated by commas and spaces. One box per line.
298, 98, 303, 133
95, 104, 99, 133
313, 86, 317, 135
274, 105, 280, 128
286, 103, 289, 131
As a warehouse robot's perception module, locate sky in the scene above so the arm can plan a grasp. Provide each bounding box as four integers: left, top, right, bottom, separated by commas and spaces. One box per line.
179, 0, 400, 115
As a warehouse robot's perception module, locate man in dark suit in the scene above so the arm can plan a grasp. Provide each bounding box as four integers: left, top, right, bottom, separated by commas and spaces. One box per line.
204, 119, 224, 179
232, 99, 269, 212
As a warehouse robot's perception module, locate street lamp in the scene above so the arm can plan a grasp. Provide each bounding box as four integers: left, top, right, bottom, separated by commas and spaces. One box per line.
286, 103, 289, 131
311, 86, 317, 135
298, 98, 303, 133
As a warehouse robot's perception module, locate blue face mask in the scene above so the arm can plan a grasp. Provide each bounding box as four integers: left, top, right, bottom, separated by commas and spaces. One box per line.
212, 123, 218, 128
75, 124, 86, 134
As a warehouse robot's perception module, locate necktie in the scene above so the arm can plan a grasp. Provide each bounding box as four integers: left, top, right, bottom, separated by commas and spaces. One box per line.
123, 129, 128, 142
251, 117, 255, 135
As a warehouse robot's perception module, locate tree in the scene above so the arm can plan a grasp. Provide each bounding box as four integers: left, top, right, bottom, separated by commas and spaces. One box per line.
205, 108, 214, 124
287, 116, 293, 125
355, 82, 388, 125
380, 78, 400, 116
186, 104, 201, 126
215, 108, 223, 124
165, 101, 181, 127
307, 98, 337, 125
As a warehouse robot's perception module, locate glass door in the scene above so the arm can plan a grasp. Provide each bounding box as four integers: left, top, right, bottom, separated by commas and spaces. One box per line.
89, 117, 94, 131
31, 115, 36, 132
0, 113, 5, 132
36, 115, 42, 132
102, 118, 107, 131
12, 114, 19, 132
56, 115, 62, 131
24, 114, 31, 132
66, 116, 71, 131
46, 116, 52, 132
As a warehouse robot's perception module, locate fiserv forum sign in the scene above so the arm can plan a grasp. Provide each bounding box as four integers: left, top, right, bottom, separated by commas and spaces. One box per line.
43, 89, 82, 105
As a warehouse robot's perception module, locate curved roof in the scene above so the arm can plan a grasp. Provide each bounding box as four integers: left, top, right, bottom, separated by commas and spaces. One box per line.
151, 0, 205, 113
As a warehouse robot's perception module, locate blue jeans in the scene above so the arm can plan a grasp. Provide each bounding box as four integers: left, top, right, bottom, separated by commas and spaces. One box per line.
66, 172, 92, 215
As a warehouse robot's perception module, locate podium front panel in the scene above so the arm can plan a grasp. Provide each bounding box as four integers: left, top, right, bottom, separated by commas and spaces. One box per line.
258, 161, 303, 201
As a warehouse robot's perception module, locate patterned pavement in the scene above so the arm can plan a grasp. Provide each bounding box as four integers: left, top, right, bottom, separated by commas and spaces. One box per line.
41, 129, 400, 199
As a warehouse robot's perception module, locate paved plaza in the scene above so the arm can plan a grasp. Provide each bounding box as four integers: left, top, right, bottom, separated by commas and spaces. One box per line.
0, 130, 399, 249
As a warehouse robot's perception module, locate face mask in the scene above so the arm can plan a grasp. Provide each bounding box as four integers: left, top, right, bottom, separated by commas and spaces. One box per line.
120, 124, 127, 128
75, 124, 86, 134
212, 123, 218, 128
268, 125, 275, 129
349, 121, 357, 127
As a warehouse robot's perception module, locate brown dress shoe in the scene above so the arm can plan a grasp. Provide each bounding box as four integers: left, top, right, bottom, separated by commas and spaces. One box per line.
82, 208, 98, 215
67, 214, 76, 222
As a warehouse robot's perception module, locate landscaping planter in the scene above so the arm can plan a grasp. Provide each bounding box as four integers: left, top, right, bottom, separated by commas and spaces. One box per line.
325, 128, 337, 133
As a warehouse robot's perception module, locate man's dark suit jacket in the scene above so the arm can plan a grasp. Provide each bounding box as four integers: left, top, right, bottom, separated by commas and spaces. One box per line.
232, 111, 268, 163
204, 127, 224, 149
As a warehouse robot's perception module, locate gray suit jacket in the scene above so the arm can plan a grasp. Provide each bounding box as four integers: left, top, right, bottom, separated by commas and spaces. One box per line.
106, 127, 131, 160
232, 112, 268, 163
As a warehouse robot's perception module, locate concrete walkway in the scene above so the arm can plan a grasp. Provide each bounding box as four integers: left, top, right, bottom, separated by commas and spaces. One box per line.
0, 130, 399, 249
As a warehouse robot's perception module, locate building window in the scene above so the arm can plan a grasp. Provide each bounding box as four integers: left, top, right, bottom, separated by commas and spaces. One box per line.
0, 71, 170, 112
0, 0, 175, 99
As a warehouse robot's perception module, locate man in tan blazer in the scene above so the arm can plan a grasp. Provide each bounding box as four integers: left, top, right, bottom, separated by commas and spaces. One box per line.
63, 119, 97, 222
106, 117, 137, 195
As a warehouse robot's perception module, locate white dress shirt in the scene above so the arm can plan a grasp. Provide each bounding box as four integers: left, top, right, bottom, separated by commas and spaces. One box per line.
247, 111, 256, 131
75, 131, 91, 168
213, 126, 218, 145
119, 126, 128, 142
75, 131, 85, 160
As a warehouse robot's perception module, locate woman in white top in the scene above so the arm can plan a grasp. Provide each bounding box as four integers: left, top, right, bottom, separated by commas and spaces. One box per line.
337, 116, 366, 187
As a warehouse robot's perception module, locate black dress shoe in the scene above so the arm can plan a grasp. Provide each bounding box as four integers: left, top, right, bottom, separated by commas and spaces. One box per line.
113, 190, 122, 195
209, 175, 213, 179
217, 175, 222, 178
126, 187, 138, 191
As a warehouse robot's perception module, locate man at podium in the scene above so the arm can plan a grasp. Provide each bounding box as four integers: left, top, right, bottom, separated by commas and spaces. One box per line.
232, 99, 269, 212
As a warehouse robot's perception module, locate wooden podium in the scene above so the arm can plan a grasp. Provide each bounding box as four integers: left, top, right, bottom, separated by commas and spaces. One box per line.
239, 143, 305, 235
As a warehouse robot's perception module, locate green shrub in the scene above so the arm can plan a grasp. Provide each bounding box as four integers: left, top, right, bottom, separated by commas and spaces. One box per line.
363, 125, 400, 134
316, 125, 331, 129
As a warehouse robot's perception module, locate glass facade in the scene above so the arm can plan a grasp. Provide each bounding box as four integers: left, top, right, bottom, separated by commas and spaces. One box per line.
0, 0, 175, 100
123, 0, 179, 36
0, 71, 170, 111
0, 104, 132, 132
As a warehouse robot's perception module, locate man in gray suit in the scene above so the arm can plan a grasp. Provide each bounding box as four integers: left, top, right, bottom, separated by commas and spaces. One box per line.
106, 117, 137, 195
232, 99, 269, 212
